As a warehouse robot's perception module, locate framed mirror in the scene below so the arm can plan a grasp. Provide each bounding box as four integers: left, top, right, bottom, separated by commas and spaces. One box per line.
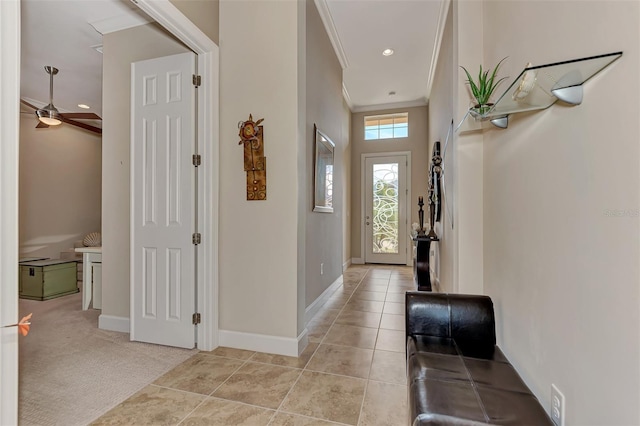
313, 124, 335, 213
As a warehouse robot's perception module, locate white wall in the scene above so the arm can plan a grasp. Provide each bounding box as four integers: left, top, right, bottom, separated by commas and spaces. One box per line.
169, 0, 219, 44
341, 99, 352, 270
304, 0, 347, 306
479, 1, 640, 424
452, 0, 484, 295
102, 23, 189, 319
19, 117, 101, 258
427, 1, 453, 292
219, 0, 301, 342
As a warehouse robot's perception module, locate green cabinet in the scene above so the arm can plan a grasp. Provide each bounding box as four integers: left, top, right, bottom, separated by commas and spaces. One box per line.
19, 259, 78, 301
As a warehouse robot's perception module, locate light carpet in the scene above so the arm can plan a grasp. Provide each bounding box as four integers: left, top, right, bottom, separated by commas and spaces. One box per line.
19, 292, 197, 426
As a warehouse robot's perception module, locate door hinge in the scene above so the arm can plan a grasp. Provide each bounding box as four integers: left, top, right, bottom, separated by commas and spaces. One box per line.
192, 154, 201, 167
192, 233, 201, 245
192, 312, 201, 325
193, 74, 201, 87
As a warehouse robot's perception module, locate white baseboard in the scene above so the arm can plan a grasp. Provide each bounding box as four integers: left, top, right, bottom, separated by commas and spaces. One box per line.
297, 328, 309, 356
342, 259, 352, 271
218, 328, 307, 357
304, 275, 343, 324
98, 314, 130, 333
351, 258, 364, 265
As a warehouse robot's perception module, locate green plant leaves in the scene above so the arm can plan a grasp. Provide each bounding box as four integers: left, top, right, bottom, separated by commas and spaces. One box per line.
460, 57, 508, 106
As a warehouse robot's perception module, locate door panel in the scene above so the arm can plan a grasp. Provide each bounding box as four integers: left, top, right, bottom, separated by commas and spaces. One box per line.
131, 52, 196, 349
364, 155, 408, 264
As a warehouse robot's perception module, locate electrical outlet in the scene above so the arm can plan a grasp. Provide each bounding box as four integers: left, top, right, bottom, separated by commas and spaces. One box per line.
320, 263, 324, 275
551, 384, 565, 426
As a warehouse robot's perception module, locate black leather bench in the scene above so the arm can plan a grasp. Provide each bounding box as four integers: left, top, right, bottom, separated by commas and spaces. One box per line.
406, 292, 553, 425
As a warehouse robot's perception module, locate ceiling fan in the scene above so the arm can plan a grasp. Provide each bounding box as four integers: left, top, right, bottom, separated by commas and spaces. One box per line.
20, 66, 102, 135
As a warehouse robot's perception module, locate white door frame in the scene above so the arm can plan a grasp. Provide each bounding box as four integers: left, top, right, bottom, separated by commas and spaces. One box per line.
0, 0, 21, 423
133, 0, 219, 351
0, 1, 219, 420
361, 151, 412, 266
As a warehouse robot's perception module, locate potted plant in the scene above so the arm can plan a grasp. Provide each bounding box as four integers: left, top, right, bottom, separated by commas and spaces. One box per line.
461, 57, 508, 116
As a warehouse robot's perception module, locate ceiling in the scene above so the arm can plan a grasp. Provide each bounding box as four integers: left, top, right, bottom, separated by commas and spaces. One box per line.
20, 0, 446, 123
20, 0, 150, 122
319, 0, 446, 112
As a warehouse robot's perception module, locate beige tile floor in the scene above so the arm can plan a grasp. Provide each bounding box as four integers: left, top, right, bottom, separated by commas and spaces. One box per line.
92, 265, 412, 426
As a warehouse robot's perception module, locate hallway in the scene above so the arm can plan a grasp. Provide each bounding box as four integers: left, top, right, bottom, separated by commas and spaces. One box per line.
93, 264, 412, 425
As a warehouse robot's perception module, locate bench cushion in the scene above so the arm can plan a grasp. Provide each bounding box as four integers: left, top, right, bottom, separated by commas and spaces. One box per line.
406, 293, 553, 425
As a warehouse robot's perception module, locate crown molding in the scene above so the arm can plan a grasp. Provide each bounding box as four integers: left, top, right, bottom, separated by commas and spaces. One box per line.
352, 99, 427, 113
342, 82, 353, 111
89, 11, 152, 35
314, 0, 349, 69
425, 0, 451, 101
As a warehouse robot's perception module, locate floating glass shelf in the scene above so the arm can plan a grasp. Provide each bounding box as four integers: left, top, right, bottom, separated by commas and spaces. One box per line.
461, 51, 623, 129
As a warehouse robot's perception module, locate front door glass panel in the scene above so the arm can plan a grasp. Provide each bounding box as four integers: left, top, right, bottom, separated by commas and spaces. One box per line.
372, 163, 399, 254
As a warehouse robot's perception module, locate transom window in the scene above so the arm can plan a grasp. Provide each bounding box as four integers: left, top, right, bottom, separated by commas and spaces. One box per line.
364, 113, 408, 140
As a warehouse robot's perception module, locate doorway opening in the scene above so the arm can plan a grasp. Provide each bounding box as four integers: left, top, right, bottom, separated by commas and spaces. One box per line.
361, 152, 411, 265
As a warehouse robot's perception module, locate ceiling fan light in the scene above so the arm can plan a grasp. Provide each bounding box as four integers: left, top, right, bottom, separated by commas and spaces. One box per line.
36, 107, 63, 126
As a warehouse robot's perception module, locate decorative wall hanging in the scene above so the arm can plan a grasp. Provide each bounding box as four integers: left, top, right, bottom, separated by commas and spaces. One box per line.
427, 141, 442, 238
238, 114, 266, 200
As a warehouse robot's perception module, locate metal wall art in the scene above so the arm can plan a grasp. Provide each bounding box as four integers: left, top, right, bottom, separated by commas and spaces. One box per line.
426, 141, 442, 238
238, 114, 266, 200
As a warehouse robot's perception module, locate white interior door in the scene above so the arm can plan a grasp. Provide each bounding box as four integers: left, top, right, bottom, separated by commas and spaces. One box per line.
131, 51, 197, 348
364, 155, 409, 264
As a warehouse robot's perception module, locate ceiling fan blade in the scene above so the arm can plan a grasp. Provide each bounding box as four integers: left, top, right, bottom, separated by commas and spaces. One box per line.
20, 99, 39, 110
60, 112, 102, 120
62, 117, 102, 135
36, 121, 49, 129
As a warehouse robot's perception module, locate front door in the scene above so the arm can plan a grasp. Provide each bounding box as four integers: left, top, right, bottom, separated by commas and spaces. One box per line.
364, 155, 409, 264
131, 52, 197, 348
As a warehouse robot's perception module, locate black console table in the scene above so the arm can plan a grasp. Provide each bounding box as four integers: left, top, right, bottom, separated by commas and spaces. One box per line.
412, 235, 438, 291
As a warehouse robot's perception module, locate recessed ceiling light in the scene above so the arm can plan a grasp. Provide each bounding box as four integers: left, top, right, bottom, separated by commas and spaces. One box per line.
382, 48, 394, 56
78, 104, 90, 109
388, 91, 396, 96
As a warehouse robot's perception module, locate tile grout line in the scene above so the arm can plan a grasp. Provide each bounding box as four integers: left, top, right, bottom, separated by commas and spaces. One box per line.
207, 355, 253, 397
93, 266, 413, 425
303, 267, 373, 425
266, 337, 325, 424
361, 271, 413, 415
156, 384, 207, 426
175, 354, 255, 425
266, 271, 368, 425
275, 409, 353, 425
175, 346, 334, 426
355, 273, 389, 425
267, 268, 372, 425
269, 367, 305, 422
315, 268, 371, 347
